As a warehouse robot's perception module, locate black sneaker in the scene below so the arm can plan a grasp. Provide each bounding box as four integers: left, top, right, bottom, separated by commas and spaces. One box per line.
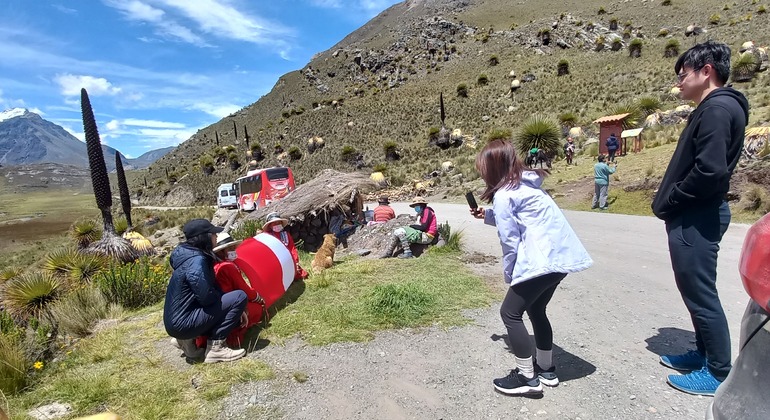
535, 364, 559, 387
493, 370, 543, 395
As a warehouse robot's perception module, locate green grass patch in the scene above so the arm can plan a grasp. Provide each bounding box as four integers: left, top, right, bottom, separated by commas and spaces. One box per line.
6, 311, 273, 419
555, 188, 656, 216
265, 251, 495, 345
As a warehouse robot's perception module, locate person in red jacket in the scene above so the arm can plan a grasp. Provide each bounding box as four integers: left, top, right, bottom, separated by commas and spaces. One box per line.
380, 196, 438, 259
195, 232, 266, 349
262, 212, 309, 281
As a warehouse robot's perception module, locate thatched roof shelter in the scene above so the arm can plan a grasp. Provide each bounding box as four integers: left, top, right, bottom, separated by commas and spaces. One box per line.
245, 169, 379, 224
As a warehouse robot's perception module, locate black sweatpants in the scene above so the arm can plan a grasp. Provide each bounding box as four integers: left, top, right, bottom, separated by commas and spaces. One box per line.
500, 272, 567, 358
665, 201, 731, 380
168, 290, 247, 341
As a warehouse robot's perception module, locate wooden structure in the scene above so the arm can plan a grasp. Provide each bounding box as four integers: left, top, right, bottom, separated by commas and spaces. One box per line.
621, 127, 644, 153
593, 113, 630, 156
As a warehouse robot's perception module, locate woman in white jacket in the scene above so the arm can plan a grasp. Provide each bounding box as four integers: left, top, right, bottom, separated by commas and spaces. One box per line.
472, 139, 593, 395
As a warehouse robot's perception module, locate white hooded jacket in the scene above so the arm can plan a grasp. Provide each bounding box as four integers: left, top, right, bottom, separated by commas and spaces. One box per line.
484, 171, 593, 285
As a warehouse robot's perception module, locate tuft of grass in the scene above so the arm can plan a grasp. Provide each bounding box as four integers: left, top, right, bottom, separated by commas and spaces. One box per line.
515, 115, 561, 156
230, 219, 264, 240
42, 247, 79, 276
50, 286, 111, 338
367, 282, 436, 326
264, 253, 494, 345
292, 371, 309, 383
70, 219, 101, 250
0, 334, 27, 396
738, 185, 770, 213
2, 271, 62, 321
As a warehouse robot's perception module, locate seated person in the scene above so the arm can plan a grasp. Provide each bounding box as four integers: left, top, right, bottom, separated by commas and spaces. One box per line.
263, 212, 309, 281
194, 232, 267, 349
371, 196, 396, 223
380, 196, 438, 259
164, 219, 247, 363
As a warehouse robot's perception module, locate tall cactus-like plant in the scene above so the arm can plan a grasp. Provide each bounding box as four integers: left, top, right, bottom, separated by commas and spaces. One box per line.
232, 120, 238, 140
81, 88, 138, 263
244, 125, 250, 148
115, 152, 132, 228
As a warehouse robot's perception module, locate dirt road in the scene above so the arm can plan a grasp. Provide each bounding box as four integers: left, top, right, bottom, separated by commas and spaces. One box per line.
220, 203, 751, 420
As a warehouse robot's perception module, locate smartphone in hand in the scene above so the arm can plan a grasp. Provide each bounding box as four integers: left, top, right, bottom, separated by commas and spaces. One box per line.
465, 191, 478, 210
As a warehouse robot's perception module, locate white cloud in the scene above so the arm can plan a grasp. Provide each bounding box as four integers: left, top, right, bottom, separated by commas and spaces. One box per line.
29, 107, 44, 115
55, 74, 122, 97
310, 0, 343, 8
52, 4, 78, 14
103, 0, 208, 46
123, 119, 186, 128
188, 102, 241, 118
61, 125, 85, 142
106, 119, 121, 131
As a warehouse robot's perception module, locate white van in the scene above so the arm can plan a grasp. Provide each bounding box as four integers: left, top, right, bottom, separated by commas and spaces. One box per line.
217, 183, 238, 208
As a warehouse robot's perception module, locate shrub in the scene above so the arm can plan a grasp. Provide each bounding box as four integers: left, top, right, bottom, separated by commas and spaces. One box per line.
664, 38, 680, 57
2, 271, 63, 321
50, 286, 110, 337
611, 38, 623, 51
288, 146, 302, 161
1, 266, 24, 284
487, 128, 513, 142
95, 257, 169, 309
629, 38, 643, 58
709, 14, 721, 25
514, 115, 561, 156
559, 112, 579, 127
0, 334, 27, 395
611, 102, 642, 128
759, 5, 767, 14
372, 163, 388, 173
456, 83, 468, 97
609, 18, 618, 30
70, 219, 101, 249
637, 96, 661, 115
557, 59, 570, 76
488, 55, 499, 66
598, 6, 607, 14
477, 74, 489, 86
435, 221, 462, 252
739, 185, 770, 213
657, 28, 669, 37
340, 145, 357, 162
732, 53, 757, 82
366, 282, 436, 326
662, 0, 671, 5
230, 219, 263, 240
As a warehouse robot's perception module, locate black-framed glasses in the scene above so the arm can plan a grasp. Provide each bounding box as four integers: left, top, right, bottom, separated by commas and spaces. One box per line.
676, 71, 693, 83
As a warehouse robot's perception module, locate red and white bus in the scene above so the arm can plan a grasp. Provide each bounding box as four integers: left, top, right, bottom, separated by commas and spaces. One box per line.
235, 167, 296, 211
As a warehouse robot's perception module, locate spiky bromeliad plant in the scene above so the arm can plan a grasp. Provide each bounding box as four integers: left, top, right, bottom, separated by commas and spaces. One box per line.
732, 52, 757, 83
629, 38, 643, 58
81, 88, 138, 263
514, 116, 561, 156
611, 102, 642, 129
70, 218, 101, 249
2, 271, 62, 322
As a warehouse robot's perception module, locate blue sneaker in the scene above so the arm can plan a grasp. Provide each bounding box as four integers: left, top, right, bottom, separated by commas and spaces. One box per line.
660, 350, 705, 371
667, 366, 722, 396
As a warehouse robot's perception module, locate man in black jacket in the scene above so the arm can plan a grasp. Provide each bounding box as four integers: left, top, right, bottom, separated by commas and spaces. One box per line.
651, 41, 749, 396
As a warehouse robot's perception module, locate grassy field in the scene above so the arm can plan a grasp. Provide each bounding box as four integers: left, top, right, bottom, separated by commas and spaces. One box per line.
3, 245, 495, 419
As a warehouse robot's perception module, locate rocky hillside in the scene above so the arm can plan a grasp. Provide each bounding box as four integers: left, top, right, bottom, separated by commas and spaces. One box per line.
136, 0, 770, 206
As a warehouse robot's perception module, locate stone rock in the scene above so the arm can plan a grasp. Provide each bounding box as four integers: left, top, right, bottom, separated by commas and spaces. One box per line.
481, 115, 491, 122
29, 402, 72, 420
556, 39, 571, 49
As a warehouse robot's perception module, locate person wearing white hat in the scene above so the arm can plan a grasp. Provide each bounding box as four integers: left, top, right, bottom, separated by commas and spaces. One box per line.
262, 212, 308, 280
380, 196, 438, 259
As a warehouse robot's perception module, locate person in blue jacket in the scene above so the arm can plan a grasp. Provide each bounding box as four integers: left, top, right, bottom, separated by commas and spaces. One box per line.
164, 219, 248, 363
605, 133, 619, 162
471, 139, 593, 396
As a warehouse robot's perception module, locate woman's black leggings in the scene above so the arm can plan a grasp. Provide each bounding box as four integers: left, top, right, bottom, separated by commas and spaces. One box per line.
500, 272, 567, 358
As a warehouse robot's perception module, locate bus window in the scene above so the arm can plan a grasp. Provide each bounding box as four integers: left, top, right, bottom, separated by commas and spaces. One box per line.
266, 167, 289, 180
239, 175, 262, 195
229, 189, 237, 196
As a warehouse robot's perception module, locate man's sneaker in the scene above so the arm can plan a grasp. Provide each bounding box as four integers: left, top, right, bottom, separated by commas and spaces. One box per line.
493, 370, 543, 395
667, 366, 722, 396
172, 338, 205, 360
398, 251, 414, 259
660, 350, 706, 371
535, 364, 559, 387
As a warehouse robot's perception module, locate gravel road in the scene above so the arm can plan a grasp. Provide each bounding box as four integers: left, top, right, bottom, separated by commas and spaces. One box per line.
218, 203, 751, 420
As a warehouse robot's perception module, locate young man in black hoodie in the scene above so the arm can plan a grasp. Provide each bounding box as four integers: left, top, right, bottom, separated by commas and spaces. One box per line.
651, 41, 749, 396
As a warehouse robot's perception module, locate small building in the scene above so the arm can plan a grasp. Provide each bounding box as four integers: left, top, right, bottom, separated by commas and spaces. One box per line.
593, 113, 631, 156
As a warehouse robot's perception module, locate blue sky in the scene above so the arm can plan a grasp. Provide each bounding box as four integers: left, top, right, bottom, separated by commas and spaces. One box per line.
0, 0, 401, 158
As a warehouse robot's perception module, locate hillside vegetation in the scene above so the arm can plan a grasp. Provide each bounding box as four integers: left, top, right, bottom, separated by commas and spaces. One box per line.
133, 0, 770, 209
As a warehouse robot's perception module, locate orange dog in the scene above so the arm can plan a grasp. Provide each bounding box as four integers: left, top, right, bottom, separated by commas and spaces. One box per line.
311, 234, 337, 273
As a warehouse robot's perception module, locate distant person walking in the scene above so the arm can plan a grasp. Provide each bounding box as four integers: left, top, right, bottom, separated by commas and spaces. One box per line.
563, 137, 576, 165
605, 133, 619, 162
592, 155, 616, 210
652, 41, 749, 396
471, 139, 592, 396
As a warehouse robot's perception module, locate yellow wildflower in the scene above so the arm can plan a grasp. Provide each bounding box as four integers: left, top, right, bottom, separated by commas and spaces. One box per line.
33, 361, 44, 370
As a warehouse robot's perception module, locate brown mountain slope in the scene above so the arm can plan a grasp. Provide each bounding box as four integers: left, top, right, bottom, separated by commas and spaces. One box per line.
135, 0, 770, 205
